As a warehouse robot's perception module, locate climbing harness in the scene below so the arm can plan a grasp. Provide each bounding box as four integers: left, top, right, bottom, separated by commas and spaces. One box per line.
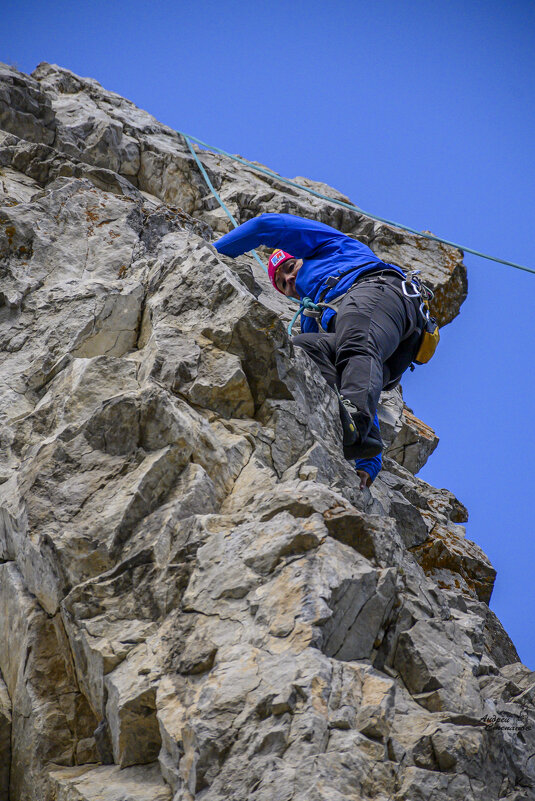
287, 267, 440, 367
287, 264, 400, 335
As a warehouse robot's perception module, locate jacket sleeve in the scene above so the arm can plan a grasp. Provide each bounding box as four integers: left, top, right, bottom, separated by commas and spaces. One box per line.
354, 412, 382, 483
355, 452, 382, 484
213, 213, 345, 259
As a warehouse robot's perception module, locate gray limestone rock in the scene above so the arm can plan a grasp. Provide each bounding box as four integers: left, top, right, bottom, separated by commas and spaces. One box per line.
0, 562, 98, 800
0, 61, 531, 801
0, 672, 11, 799
393, 617, 484, 716
0, 63, 56, 146
47, 763, 172, 801
386, 404, 439, 474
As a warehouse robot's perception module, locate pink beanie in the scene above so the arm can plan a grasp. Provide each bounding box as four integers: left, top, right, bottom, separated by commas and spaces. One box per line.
268, 249, 294, 293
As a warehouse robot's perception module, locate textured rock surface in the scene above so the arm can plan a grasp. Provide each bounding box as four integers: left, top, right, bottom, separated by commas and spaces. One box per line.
0, 62, 533, 801
0, 672, 11, 798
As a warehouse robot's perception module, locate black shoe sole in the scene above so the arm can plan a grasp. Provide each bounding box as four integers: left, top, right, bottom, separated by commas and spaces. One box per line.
343, 423, 384, 460
343, 437, 384, 460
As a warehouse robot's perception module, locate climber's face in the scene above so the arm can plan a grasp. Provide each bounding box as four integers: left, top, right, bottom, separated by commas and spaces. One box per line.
275, 258, 303, 298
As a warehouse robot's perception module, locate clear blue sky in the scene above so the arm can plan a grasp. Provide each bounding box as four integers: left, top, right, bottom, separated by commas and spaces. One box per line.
2, 0, 534, 668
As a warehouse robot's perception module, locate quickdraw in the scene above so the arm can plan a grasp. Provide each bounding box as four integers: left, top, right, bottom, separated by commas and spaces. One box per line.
402, 269, 434, 302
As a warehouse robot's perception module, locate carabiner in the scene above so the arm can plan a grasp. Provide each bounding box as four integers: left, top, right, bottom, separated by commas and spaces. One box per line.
402, 269, 422, 298
419, 301, 430, 322
402, 279, 422, 298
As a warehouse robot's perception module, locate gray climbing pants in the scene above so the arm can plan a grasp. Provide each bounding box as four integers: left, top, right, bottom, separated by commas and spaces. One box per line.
292, 273, 422, 441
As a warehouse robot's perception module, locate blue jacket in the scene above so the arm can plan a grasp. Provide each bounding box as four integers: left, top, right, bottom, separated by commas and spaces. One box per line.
214, 212, 390, 482
213, 212, 405, 333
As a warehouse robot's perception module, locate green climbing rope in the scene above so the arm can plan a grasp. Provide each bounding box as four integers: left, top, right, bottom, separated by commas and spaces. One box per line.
180, 130, 535, 277
182, 134, 267, 275
287, 297, 325, 336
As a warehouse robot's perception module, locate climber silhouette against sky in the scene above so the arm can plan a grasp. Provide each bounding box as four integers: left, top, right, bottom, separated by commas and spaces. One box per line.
215, 212, 428, 488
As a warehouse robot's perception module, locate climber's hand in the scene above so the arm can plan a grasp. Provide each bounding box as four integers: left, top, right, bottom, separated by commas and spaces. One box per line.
356, 470, 371, 490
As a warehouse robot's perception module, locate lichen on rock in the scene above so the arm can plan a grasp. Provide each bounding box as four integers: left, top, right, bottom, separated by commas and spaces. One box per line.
0, 61, 533, 801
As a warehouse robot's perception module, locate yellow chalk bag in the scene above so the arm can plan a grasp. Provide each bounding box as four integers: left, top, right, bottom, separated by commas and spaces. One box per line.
415, 309, 440, 364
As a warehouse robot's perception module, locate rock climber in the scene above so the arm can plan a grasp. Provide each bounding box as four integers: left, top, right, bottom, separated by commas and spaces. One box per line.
214, 212, 427, 488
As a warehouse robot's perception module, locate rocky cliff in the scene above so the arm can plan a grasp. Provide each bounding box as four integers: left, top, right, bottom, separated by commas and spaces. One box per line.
0, 62, 533, 801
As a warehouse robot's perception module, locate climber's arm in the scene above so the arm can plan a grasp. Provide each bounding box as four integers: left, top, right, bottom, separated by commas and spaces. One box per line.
213, 212, 345, 259
355, 450, 382, 485
355, 452, 381, 486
